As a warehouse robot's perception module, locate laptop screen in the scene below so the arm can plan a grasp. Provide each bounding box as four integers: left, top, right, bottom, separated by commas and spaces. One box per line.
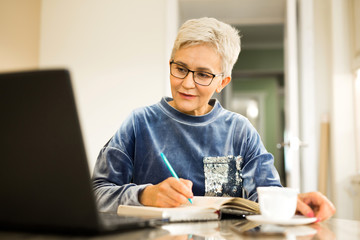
0, 69, 100, 231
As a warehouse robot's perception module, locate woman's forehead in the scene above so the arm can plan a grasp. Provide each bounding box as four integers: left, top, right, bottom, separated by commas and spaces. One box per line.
173, 44, 222, 72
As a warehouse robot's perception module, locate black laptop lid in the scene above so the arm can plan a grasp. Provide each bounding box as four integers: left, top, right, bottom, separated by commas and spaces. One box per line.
0, 69, 100, 232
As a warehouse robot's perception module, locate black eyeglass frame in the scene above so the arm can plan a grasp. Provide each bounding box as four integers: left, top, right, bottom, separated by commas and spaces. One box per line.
169, 61, 224, 86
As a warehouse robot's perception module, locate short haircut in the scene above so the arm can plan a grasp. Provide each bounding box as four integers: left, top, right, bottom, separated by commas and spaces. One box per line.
171, 17, 241, 78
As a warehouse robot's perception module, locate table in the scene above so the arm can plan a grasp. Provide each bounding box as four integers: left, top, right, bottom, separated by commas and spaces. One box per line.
0, 218, 359, 239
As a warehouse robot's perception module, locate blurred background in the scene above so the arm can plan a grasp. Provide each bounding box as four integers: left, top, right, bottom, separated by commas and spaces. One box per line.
1, 0, 359, 220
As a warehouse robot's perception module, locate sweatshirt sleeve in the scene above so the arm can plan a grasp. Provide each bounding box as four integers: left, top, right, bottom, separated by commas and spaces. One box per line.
91, 112, 150, 212
240, 119, 282, 202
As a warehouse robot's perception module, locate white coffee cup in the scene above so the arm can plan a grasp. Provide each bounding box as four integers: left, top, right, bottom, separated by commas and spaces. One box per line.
257, 187, 298, 220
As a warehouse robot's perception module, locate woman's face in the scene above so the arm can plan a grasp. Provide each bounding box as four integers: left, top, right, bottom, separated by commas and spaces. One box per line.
169, 44, 230, 116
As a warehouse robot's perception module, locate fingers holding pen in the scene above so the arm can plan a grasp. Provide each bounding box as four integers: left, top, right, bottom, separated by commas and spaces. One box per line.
178, 178, 193, 197
140, 177, 193, 207
159, 177, 193, 205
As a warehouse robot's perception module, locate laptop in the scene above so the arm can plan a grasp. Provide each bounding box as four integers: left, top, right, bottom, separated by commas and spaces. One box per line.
0, 69, 163, 234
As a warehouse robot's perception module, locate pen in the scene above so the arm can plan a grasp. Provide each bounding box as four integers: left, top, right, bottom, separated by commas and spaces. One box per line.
160, 152, 193, 204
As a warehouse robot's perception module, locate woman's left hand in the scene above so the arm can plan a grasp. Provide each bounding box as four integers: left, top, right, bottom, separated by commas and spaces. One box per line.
296, 191, 336, 222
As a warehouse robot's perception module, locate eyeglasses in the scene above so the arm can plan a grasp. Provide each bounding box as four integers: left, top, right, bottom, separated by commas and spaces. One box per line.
170, 61, 223, 86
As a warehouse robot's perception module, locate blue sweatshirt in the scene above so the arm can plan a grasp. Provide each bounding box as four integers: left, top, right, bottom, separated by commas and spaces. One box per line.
92, 97, 282, 212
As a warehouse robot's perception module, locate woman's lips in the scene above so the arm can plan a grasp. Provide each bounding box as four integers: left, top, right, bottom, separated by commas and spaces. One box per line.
179, 92, 196, 99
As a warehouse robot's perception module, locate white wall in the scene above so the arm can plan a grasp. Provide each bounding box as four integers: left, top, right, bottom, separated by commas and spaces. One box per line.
330, 0, 357, 220
39, 0, 178, 171
299, 0, 358, 220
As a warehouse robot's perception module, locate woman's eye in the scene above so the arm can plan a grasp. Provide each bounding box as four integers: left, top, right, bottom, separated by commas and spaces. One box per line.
176, 66, 187, 73
197, 72, 212, 79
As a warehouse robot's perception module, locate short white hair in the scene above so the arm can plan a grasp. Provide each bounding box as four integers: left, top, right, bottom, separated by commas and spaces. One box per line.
171, 17, 241, 78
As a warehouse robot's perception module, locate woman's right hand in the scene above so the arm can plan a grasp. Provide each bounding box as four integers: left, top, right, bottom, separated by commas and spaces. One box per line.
139, 177, 193, 207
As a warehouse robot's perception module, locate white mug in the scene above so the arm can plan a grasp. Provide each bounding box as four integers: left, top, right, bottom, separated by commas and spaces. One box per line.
257, 187, 298, 220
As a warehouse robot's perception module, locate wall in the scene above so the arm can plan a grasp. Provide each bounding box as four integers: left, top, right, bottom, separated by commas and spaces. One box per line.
234, 49, 284, 71
0, 0, 41, 71
39, 0, 178, 170
299, 0, 358, 219
0, 0, 177, 171
352, 0, 360, 70
329, 0, 357, 220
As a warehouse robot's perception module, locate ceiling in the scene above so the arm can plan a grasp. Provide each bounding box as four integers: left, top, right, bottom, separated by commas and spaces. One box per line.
178, 0, 286, 49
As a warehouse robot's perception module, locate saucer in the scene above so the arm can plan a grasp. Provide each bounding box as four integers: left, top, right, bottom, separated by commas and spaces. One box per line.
246, 215, 317, 225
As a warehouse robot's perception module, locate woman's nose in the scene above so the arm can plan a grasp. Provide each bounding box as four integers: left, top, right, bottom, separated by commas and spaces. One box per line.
181, 71, 196, 89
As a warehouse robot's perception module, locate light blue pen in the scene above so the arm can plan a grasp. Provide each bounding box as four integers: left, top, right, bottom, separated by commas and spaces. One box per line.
160, 152, 193, 204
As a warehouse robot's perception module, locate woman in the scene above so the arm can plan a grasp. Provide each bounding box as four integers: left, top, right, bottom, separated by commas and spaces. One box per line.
92, 17, 335, 222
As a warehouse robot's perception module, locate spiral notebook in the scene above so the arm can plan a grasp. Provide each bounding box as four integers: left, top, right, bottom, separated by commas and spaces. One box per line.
117, 196, 260, 222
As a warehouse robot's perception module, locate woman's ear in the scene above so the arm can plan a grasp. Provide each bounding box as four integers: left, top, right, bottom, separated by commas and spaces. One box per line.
216, 76, 231, 93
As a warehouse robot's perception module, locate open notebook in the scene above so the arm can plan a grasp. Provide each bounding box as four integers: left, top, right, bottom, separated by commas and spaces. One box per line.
117, 196, 260, 222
